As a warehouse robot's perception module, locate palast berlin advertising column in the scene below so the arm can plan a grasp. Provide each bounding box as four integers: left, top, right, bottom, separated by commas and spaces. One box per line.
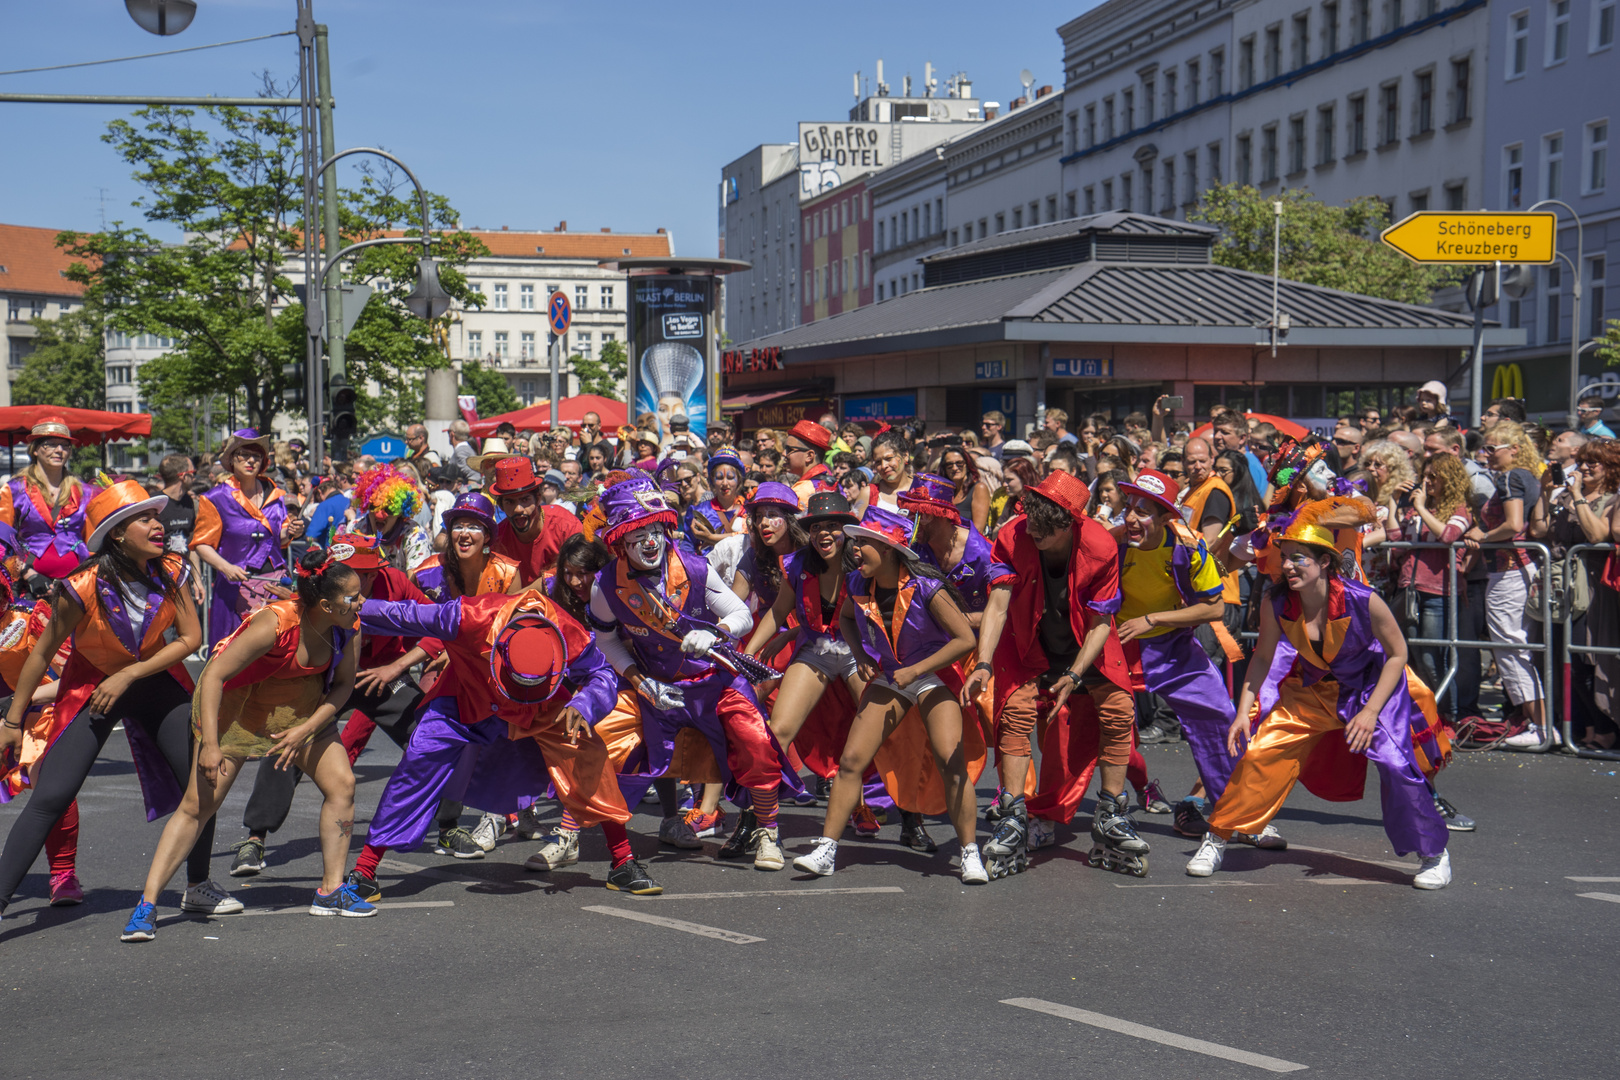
604, 257, 751, 444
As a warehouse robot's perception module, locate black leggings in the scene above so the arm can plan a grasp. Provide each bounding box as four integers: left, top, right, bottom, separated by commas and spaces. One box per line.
0, 670, 216, 908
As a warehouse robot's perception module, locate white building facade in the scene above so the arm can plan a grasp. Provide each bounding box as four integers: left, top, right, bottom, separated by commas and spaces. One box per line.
719, 144, 802, 345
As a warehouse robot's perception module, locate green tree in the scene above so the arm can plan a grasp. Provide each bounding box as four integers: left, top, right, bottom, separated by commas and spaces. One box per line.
13, 300, 106, 411
459, 359, 520, 419
1596, 318, 1620, 368
571, 337, 628, 398
1189, 183, 1459, 304
58, 88, 483, 450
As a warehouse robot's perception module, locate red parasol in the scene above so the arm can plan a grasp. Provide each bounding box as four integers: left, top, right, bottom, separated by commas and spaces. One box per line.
0, 406, 152, 447
468, 394, 628, 437
1189, 412, 1308, 441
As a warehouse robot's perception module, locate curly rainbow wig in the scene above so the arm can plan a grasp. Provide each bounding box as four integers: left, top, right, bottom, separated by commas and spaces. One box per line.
352, 464, 423, 521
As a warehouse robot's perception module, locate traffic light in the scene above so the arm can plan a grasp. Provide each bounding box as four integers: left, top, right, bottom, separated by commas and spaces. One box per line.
282, 359, 306, 411
329, 375, 357, 460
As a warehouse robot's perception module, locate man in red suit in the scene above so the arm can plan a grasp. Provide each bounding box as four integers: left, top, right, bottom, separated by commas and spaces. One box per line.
489, 457, 581, 585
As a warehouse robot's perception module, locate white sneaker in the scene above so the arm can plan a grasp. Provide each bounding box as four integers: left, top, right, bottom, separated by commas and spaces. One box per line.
181, 878, 245, 914
792, 837, 838, 876
1233, 822, 1287, 850
470, 812, 507, 852
960, 843, 989, 884
752, 826, 785, 871
1186, 833, 1227, 877
523, 828, 580, 871
1503, 727, 1544, 748
1414, 850, 1452, 890
658, 814, 701, 849
1029, 817, 1056, 850
512, 804, 549, 840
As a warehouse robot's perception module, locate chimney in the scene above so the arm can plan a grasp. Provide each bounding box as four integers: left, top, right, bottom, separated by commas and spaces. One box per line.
1037, 85, 1053, 98
657, 227, 667, 234
556, 220, 567, 232
984, 104, 999, 119
1010, 96, 1026, 110
600, 226, 611, 233
501, 224, 509, 230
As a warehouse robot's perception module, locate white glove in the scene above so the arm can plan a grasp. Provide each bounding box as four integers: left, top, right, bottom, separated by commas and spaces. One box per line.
680, 629, 720, 656
639, 677, 686, 711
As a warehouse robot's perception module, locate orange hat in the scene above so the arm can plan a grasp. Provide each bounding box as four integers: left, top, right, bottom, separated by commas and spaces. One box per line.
329, 531, 388, 571
85, 480, 168, 551
27, 416, 72, 444
788, 419, 832, 452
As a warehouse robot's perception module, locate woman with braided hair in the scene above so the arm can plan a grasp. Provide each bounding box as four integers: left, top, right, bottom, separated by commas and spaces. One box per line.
121, 545, 373, 941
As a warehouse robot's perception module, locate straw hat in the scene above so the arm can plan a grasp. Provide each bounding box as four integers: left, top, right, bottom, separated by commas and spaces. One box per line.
468, 437, 516, 473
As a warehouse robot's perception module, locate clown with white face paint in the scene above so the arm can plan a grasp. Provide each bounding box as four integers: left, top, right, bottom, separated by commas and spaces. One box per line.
587, 475, 792, 872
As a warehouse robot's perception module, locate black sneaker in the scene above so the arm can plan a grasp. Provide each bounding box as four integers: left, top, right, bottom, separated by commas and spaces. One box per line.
605, 858, 663, 895
344, 869, 382, 902
433, 827, 485, 860
815, 776, 833, 802
1138, 724, 1181, 745
1173, 798, 1209, 838
718, 808, 757, 860
229, 837, 266, 877
899, 811, 938, 853
1434, 795, 1476, 832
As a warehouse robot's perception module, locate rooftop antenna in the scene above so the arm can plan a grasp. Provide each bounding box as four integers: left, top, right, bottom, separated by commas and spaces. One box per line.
853, 71, 860, 102
876, 58, 888, 97
925, 62, 938, 97
903, 72, 912, 97
1019, 68, 1035, 102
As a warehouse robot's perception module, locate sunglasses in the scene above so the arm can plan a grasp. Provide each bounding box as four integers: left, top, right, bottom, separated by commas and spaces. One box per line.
1162, 469, 1185, 479
1483, 444, 1508, 454
1331, 437, 1358, 446
784, 442, 813, 455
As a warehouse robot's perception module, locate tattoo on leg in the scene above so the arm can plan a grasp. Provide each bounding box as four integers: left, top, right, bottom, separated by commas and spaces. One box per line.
337, 818, 354, 838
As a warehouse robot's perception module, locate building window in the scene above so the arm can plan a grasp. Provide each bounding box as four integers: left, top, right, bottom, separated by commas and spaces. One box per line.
1349, 92, 1368, 153
1046, 195, 1058, 222
995, 212, 1006, 233
1262, 124, 1280, 182
1353, 0, 1372, 43
1237, 133, 1253, 185
1161, 159, 1176, 212
1445, 181, 1466, 209
1164, 69, 1177, 115
1142, 164, 1155, 210
519, 283, 534, 310
1123, 88, 1135, 130
493, 283, 508, 310
1211, 48, 1226, 95
1013, 207, 1023, 230
1548, 0, 1572, 64
1590, 256, 1607, 338
979, 217, 988, 237
1386, 0, 1405, 31
109, 402, 133, 414
1184, 150, 1199, 202
1449, 58, 1471, 124
1546, 264, 1563, 343
1509, 9, 1531, 76
575, 285, 587, 310
862, 251, 871, 287
1379, 82, 1400, 145
1595, 0, 1617, 49
1085, 187, 1097, 214
1066, 192, 1078, 218
1264, 25, 1282, 79
1415, 70, 1434, 134
1143, 77, 1156, 124
1085, 104, 1097, 146
923, 202, 932, 235
1545, 132, 1565, 198
576, 331, 593, 358
1411, 189, 1431, 212
467, 330, 482, 358
1586, 120, 1609, 193
1209, 141, 1223, 183
1103, 95, 1116, 139
1122, 173, 1134, 210
1505, 144, 1525, 207
1289, 115, 1308, 173
1187, 59, 1200, 106
1508, 298, 1522, 328
1318, 104, 1337, 163
876, 220, 885, 251
519, 331, 534, 360
1102, 179, 1114, 210
494, 331, 509, 360
601, 284, 614, 309
1324, 1, 1341, 53
1066, 110, 1079, 152
1292, 12, 1311, 69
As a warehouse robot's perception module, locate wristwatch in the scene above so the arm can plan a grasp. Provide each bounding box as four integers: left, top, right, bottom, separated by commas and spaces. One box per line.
973, 662, 992, 676
1061, 668, 1084, 689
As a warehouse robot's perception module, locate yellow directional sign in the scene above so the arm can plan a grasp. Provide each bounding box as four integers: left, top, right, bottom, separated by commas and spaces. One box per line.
1380, 211, 1558, 264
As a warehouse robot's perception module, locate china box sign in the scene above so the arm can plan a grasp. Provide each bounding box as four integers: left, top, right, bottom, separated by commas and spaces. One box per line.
722, 347, 784, 375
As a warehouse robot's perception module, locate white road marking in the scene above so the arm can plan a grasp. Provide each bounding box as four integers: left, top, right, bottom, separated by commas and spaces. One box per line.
1567, 876, 1620, 883
1001, 998, 1308, 1073
650, 886, 903, 901
582, 904, 763, 944
1113, 881, 1274, 889
200, 900, 455, 918
1576, 892, 1620, 904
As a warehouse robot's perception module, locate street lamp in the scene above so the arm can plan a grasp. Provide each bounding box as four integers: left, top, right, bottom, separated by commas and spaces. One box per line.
125, 0, 198, 36
404, 258, 453, 322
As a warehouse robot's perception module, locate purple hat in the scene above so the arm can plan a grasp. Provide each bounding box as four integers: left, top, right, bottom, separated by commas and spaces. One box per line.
443, 492, 497, 534
601, 475, 679, 546
896, 473, 960, 523
843, 505, 917, 558
748, 481, 801, 514
707, 444, 744, 477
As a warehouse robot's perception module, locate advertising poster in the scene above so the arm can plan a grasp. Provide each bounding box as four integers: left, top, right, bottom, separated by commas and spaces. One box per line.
630, 275, 714, 442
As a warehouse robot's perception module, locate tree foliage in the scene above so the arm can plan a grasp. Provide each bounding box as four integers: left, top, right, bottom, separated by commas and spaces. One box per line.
13, 300, 106, 412
1596, 318, 1620, 368
1189, 183, 1459, 305
58, 84, 484, 452
572, 337, 628, 399
459, 359, 520, 419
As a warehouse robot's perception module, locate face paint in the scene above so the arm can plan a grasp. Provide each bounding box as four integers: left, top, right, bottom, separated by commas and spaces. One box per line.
1304, 459, 1336, 497
625, 524, 667, 571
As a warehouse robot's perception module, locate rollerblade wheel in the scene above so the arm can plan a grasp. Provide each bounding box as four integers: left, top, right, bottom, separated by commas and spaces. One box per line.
1086, 843, 1106, 868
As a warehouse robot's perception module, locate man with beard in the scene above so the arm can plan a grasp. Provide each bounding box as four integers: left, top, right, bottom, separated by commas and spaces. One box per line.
489, 457, 583, 585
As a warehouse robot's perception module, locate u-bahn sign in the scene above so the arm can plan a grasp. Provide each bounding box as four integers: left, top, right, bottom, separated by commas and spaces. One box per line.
1380, 211, 1558, 264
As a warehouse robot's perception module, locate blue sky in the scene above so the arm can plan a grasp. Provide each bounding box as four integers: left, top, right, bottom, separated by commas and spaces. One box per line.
1, 0, 1101, 254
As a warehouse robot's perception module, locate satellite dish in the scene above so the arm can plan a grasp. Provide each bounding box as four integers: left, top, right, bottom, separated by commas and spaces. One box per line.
1020, 68, 1034, 87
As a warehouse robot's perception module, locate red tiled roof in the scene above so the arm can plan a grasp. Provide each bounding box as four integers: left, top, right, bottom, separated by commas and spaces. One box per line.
0, 223, 90, 298
380, 228, 671, 260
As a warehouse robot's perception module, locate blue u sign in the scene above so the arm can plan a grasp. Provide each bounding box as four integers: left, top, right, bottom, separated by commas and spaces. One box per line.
975, 359, 1009, 380
1052, 357, 1112, 378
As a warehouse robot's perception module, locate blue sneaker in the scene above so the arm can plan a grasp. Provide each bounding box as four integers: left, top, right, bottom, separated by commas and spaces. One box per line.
120, 899, 158, 942
308, 883, 379, 918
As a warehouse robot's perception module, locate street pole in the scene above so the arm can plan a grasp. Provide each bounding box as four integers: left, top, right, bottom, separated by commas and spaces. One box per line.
1469, 283, 1487, 428
316, 24, 343, 392
295, 1, 323, 455
549, 331, 561, 431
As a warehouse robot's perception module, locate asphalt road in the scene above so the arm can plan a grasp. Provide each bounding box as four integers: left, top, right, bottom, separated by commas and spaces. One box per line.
1, 731, 1615, 1080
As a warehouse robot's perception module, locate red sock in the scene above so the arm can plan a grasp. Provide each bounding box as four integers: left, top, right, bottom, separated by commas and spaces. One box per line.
45, 800, 79, 876
1126, 749, 1149, 794
354, 842, 386, 879
601, 820, 633, 867
341, 713, 378, 766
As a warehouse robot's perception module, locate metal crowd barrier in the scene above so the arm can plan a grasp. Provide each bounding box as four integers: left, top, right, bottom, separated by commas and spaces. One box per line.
1559, 543, 1620, 762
